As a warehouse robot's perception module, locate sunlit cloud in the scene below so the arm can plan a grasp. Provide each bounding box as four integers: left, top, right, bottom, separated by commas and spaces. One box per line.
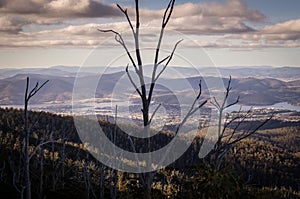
228, 18, 300, 48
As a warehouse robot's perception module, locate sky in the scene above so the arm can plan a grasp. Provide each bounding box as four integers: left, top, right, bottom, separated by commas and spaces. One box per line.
0, 0, 300, 68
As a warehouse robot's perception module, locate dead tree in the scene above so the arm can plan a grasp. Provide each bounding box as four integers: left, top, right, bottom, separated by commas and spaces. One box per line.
109, 106, 119, 199
210, 76, 273, 171
99, 0, 207, 198
24, 77, 49, 199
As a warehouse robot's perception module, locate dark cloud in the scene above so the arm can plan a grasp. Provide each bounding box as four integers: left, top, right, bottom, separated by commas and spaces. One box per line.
0, 0, 47, 14
0, 16, 29, 34
0, 0, 121, 18
83, 0, 122, 18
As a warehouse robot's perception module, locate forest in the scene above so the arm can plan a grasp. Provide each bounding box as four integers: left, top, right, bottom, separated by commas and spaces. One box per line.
0, 107, 299, 198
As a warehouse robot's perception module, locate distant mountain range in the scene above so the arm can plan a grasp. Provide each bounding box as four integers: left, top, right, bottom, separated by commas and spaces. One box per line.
0, 66, 299, 107
1, 65, 300, 80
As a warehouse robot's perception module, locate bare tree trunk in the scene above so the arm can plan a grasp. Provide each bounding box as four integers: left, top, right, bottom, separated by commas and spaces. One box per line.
99, 1, 187, 198
110, 105, 118, 199
24, 78, 31, 199
23, 77, 49, 199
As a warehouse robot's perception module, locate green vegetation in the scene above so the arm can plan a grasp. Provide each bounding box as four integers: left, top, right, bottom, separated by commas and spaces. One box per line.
0, 107, 299, 198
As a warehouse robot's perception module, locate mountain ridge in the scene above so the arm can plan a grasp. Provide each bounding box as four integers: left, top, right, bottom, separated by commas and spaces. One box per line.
0, 70, 299, 107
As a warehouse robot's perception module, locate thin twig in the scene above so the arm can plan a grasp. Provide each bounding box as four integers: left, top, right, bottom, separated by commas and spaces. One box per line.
98, 29, 138, 72
176, 80, 207, 133
117, 4, 135, 34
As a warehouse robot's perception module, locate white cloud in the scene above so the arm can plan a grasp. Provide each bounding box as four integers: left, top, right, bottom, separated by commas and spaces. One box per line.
228, 18, 300, 48
135, 0, 265, 34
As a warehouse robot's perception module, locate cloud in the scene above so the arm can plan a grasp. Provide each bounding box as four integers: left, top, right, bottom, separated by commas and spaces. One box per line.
0, 22, 132, 48
0, 0, 298, 50
228, 18, 300, 48
261, 19, 300, 40
0, 0, 47, 14
45, 0, 121, 18
136, 0, 265, 34
0, 16, 29, 33
173, 0, 264, 22
0, 0, 121, 18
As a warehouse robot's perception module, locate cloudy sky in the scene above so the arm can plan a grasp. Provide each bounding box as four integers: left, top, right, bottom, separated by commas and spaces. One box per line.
0, 0, 300, 68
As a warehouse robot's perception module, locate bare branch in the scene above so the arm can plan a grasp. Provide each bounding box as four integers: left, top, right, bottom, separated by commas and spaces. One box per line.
224, 109, 251, 144
149, 0, 177, 105
126, 65, 142, 97
225, 96, 240, 109
157, 55, 170, 66
176, 80, 207, 133
98, 29, 126, 47
117, 4, 135, 34
29, 141, 55, 160
28, 82, 39, 99
33, 80, 49, 95
154, 39, 183, 82
98, 29, 119, 35
163, 39, 183, 66
162, 0, 176, 28
211, 96, 221, 110
98, 29, 138, 72
26, 79, 49, 101
149, 104, 162, 124
134, 0, 142, 66
25, 77, 29, 105
228, 114, 273, 146
153, 0, 176, 67
209, 75, 274, 171
189, 100, 208, 116
220, 76, 232, 110
135, 0, 140, 29
196, 80, 202, 99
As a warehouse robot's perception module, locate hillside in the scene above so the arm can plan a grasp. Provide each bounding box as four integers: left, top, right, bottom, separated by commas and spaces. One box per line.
0, 108, 299, 198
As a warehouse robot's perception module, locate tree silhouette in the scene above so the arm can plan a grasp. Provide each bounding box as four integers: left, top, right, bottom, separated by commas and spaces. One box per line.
209, 76, 274, 170
24, 77, 49, 199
